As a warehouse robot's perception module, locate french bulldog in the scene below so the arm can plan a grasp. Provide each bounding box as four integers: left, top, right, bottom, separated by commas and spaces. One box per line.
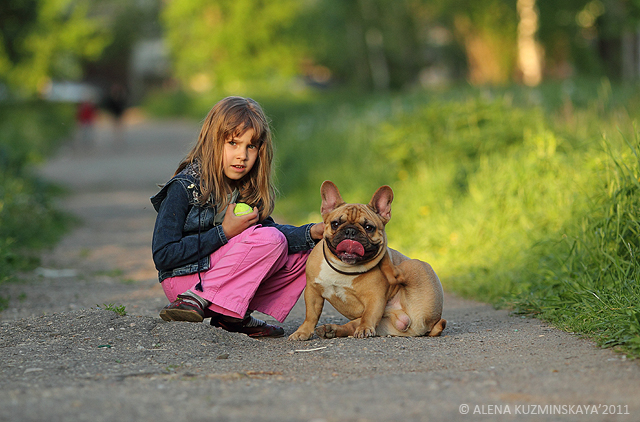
289, 181, 446, 340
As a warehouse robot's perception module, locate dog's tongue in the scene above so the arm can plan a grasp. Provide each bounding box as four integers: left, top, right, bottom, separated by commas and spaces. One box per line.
336, 239, 365, 257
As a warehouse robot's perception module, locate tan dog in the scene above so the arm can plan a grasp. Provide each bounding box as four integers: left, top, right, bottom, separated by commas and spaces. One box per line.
289, 181, 446, 340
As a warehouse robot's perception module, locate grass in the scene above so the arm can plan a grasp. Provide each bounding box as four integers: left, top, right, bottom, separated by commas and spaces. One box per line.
99, 303, 127, 317
0, 296, 8, 312
513, 134, 640, 353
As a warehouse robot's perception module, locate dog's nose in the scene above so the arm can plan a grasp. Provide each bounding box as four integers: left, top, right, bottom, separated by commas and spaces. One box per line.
344, 227, 357, 238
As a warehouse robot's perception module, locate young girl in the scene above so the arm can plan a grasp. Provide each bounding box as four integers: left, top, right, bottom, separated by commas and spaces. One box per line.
151, 96, 323, 337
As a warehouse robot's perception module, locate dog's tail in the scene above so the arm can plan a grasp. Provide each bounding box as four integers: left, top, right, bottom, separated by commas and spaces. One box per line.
427, 319, 447, 337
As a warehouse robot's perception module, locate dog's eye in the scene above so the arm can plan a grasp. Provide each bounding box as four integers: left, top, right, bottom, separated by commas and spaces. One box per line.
364, 224, 376, 233
331, 221, 340, 230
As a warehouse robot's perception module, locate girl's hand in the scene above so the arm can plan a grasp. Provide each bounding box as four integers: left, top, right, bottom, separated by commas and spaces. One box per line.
310, 222, 325, 240
221, 204, 259, 239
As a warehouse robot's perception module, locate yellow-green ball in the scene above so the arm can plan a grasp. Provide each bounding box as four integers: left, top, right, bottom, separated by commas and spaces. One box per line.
234, 203, 253, 216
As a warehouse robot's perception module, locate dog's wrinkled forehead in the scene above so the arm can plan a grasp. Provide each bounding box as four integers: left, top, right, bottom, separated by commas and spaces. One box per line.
328, 203, 381, 226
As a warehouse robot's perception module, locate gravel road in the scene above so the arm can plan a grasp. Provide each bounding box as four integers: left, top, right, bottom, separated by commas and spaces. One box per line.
1, 114, 638, 422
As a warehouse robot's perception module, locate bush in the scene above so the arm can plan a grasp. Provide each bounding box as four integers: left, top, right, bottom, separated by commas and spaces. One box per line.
0, 101, 74, 282
375, 96, 546, 169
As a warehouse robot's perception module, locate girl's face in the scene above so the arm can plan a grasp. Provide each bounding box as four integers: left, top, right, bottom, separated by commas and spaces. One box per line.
222, 128, 259, 181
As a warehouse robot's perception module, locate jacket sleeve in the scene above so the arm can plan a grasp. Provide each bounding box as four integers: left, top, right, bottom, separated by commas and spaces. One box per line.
151, 181, 228, 271
260, 216, 319, 254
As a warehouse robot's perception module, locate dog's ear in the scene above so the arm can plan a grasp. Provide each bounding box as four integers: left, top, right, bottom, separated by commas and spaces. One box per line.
320, 181, 345, 216
369, 185, 393, 222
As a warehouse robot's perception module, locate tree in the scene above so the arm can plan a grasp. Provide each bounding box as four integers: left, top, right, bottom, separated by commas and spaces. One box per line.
161, 0, 306, 93
161, 0, 448, 92
429, 0, 518, 85
159, 0, 640, 94
0, 0, 110, 95
517, 0, 542, 86
535, 0, 640, 80
299, 0, 429, 91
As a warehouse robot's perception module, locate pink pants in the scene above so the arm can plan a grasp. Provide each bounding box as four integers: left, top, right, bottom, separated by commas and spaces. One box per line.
161, 225, 310, 323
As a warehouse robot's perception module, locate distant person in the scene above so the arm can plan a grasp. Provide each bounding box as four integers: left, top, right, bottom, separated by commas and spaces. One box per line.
150, 96, 324, 337
104, 83, 128, 148
75, 100, 96, 149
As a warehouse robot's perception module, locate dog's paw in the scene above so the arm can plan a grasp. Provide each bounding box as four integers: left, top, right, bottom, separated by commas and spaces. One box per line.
315, 324, 338, 339
353, 326, 376, 339
288, 330, 313, 341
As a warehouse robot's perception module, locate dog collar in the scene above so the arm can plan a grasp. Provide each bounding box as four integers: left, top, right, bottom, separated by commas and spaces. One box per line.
322, 242, 371, 276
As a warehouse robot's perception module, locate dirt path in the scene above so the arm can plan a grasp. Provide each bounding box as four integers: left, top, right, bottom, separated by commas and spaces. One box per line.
1, 116, 639, 422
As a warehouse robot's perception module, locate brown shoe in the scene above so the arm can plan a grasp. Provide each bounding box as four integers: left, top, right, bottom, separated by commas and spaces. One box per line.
159, 296, 204, 322
211, 315, 284, 338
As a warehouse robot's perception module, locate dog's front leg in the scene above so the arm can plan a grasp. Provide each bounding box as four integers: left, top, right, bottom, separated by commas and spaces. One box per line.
316, 294, 387, 339
353, 295, 387, 338
288, 286, 324, 341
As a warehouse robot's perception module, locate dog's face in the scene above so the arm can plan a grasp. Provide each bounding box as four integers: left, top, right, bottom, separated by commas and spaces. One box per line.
320, 181, 393, 270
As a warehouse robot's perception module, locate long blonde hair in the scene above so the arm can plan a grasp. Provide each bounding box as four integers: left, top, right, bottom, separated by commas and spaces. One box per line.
175, 96, 275, 220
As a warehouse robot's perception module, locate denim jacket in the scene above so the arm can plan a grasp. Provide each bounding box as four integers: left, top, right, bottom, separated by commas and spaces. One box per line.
150, 163, 317, 283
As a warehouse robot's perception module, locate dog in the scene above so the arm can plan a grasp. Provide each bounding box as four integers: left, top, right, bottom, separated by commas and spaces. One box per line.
289, 181, 446, 340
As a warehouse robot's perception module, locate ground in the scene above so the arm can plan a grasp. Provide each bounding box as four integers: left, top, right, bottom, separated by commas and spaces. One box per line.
1, 113, 638, 422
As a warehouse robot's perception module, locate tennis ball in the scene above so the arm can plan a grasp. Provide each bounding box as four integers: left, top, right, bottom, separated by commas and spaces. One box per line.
234, 203, 253, 216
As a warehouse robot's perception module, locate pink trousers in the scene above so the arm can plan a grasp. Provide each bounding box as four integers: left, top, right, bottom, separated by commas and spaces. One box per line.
161, 225, 310, 323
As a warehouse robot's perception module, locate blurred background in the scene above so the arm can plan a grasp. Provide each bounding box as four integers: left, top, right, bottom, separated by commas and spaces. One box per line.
2, 0, 640, 99
2, 0, 640, 353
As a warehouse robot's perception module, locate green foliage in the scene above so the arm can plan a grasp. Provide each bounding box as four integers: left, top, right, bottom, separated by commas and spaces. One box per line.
375, 96, 546, 170
298, 0, 442, 90
141, 89, 210, 120
161, 0, 305, 93
0, 0, 110, 94
158, 0, 467, 92
0, 101, 74, 171
263, 91, 406, 219
390, 132, 587, 299
158, 0, 640, 92
0, 102, 74, 282
431, 0, 518, 84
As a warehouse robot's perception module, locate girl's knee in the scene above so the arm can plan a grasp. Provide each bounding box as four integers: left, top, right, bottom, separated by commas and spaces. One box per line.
247, 226, 287, 247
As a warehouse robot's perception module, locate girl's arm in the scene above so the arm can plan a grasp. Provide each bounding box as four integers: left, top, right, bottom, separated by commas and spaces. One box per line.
152, 182, 227, 271
260, 217, 322, 253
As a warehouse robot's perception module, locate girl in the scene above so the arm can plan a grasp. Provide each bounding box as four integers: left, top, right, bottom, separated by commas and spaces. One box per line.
151, 96, 323, 337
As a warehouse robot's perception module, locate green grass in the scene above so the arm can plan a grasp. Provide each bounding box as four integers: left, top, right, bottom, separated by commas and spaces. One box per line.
513, 134, 640, 353
99, 303, 127, 317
